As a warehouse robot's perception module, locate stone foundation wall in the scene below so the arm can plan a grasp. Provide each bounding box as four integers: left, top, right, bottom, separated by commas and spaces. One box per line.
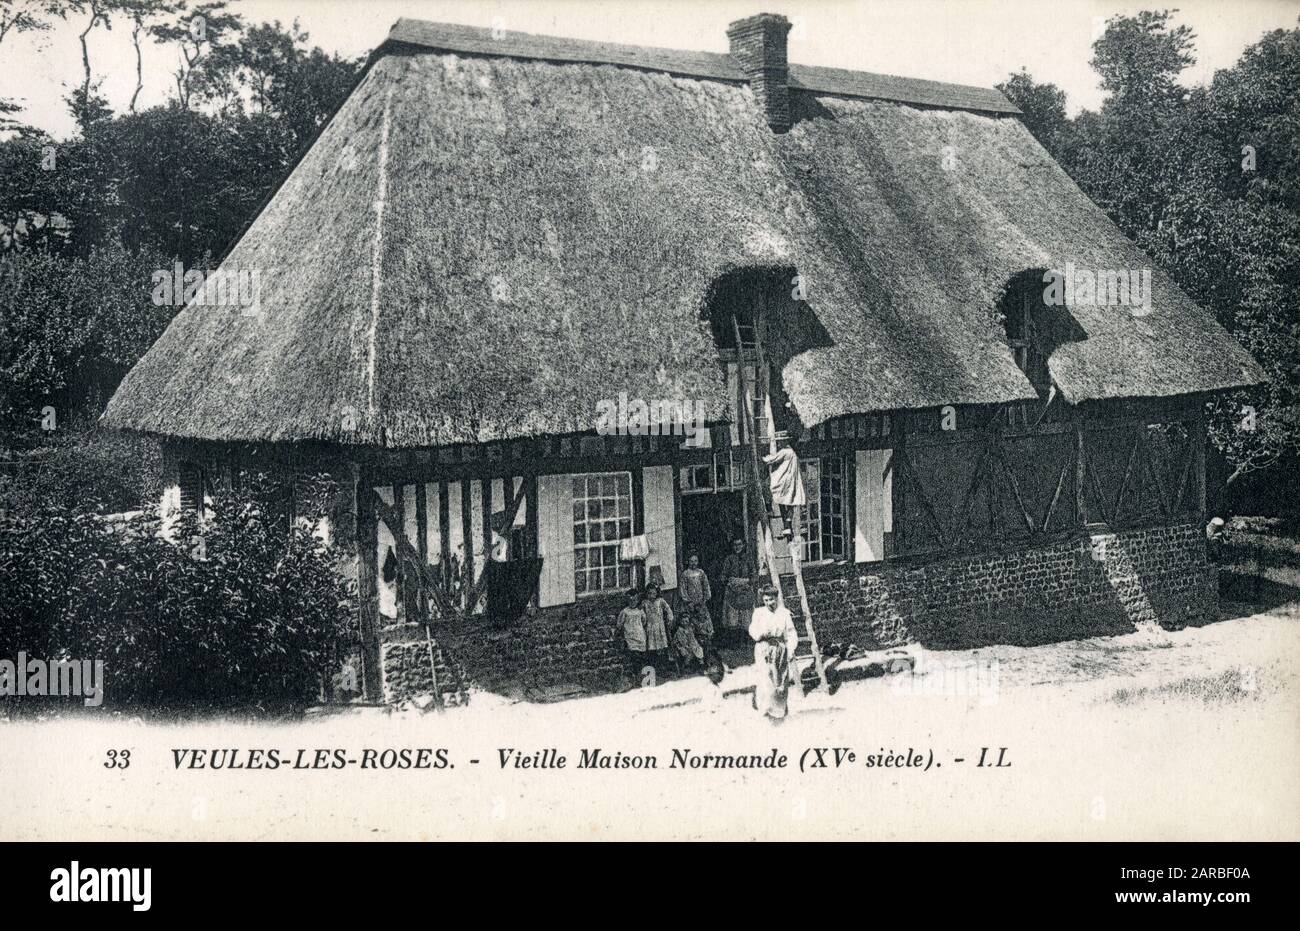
379, 636, 471, 707
380, 593, 626, 703
787, 523, 1216, 651
379, 523, 1216, 702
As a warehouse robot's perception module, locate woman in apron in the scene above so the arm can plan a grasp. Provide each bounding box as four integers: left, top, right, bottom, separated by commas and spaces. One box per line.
748, 584, 800, 720
719, 537, 753, 643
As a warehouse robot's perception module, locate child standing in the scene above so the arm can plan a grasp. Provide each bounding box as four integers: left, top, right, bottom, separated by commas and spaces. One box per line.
641, 583, 673, 677
614, 588, 648, 686
679, 553, 714, 649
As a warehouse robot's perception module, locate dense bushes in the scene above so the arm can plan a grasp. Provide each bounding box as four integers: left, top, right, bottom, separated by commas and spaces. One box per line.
0, 487, 355, 710
0, 428, 163, 518
0, 243, 175, 429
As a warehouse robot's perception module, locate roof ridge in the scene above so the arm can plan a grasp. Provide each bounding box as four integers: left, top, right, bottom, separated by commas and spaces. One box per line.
383, 17, 1020, 115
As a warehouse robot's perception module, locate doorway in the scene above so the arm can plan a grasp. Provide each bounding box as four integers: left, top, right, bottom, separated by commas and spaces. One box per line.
681, 490, 747, 622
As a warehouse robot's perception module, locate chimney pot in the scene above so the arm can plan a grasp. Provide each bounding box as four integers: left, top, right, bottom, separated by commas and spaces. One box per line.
727, 13, 793, 133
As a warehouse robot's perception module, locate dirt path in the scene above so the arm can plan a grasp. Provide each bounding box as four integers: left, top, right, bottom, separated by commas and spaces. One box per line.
3, 606, 1297, 841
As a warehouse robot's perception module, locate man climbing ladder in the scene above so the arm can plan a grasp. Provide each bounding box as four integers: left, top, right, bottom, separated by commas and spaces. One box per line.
731, 314, 830, 695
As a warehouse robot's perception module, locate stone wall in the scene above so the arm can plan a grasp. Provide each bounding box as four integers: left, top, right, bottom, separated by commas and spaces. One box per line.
786, 523, 1216, 650
380, 592, 627, 703
380, 523, 1216, 702
379, 637, 471, 707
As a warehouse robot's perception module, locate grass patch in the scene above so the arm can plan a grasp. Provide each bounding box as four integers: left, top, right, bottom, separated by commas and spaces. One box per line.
1110, 668, 1266, 706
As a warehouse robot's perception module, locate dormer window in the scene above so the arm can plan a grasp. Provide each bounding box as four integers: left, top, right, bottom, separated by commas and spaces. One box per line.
1002, 279, 1052, 395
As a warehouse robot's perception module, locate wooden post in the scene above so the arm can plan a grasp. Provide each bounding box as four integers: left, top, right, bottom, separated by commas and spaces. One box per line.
392, 483, 409, 621
894, 419, 906, 555
460, 479, 474, 612
424, 623, 443, 712
415, 482, 429, 618
438, 479, 452, 589
1075, 424, 1086, 528
632, 466, 646, 588
1193, 411, 1208, 519
355, 476, 382, 701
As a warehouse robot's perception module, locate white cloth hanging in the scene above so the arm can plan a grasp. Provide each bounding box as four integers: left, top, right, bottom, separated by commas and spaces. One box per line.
619, 534, 650, 561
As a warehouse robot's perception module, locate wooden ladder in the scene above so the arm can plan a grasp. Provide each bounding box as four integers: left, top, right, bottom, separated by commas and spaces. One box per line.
732, 313, 830, 694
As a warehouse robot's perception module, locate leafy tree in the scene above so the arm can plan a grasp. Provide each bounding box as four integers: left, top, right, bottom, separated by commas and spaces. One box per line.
56, 0, 134, 131
118, 0, 180, 112
1001, 13, 1300, 509
0, 0, 57, 41
233, 19, 358, 149
1092, 9, 1196, 105
0, 428, 161, 515
95, 104, 261, 262
147, 0, 243, 109
0, 240, 172, 426
996, 69, 1075, 159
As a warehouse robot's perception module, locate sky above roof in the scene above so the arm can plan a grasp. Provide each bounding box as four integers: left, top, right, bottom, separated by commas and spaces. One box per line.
1, 0, 1296, 140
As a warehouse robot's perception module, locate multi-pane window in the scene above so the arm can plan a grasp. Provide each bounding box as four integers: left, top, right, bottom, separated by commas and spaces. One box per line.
716, 450, 750, 490
680, 452, 751, 495
821, 455, 847, 558
796, 456, 848, 563
572, 472, 634, 595
680, 463, 714, 493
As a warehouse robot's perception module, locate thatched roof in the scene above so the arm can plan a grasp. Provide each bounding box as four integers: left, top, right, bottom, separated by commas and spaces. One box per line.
103, 18, 1264, 448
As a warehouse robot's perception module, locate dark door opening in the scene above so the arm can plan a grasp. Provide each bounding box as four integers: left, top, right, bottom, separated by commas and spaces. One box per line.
681, 490, 747, 622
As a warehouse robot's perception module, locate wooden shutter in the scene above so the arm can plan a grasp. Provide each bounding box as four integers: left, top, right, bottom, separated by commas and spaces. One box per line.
178, 462, 204, 514
855, 449, 889, 563
643, 465, 677, 590
536, 473, 575, 607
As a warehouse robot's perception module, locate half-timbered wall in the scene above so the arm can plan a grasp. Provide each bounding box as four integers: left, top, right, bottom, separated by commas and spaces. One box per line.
892, 402, 1204, 558
158, 392, 1214, 703
371, 475, 531, 622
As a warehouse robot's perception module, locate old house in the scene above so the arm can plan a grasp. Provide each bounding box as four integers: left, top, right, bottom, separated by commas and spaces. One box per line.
102, 14, 1264, 703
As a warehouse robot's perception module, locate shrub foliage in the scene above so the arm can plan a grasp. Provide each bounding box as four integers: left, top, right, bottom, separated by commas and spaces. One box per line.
0, 485, 355, 709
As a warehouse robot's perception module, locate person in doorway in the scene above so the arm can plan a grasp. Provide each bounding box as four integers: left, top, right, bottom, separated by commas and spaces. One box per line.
762, 431, 806, 539
748, 584, 800, 721
679, 552, 714, 649
613, 588, 648, 686
720, 537, 754, 645
642, 583, 673, 678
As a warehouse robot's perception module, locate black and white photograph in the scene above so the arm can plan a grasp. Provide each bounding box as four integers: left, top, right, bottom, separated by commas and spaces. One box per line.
0, 0, 1296, 878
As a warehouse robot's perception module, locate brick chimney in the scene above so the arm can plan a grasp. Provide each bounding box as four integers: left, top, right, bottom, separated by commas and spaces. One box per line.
726, 13, 793, 132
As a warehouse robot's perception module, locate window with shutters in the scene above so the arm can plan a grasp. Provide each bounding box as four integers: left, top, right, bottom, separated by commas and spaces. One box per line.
571, 472, 635, 595
796, 456, 848, 563
178, 461, 205, 514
